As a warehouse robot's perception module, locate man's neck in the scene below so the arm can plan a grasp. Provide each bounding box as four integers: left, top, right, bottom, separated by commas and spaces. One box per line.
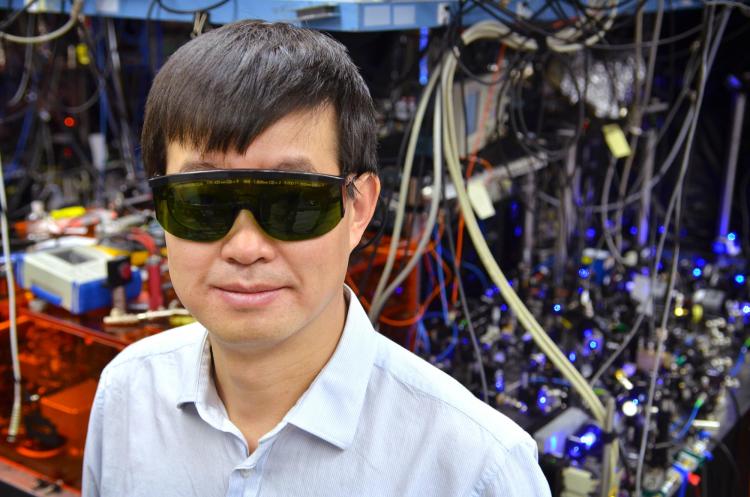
209, 289, 348, 453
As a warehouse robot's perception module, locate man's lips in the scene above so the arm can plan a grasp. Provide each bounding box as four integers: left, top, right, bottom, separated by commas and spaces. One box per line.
210, 284, 286, 307
213, 283, 285, 293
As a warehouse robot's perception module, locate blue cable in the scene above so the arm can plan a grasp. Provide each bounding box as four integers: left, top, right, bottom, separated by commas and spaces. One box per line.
434, 323, 459, 362
461, 261, 492, 291
433, 228, 450, 325
675, 403, 702, 441
416, 321, 431, 355
728, 342, 748, 378
8, 109, 34, 175
677, 477, 687, 497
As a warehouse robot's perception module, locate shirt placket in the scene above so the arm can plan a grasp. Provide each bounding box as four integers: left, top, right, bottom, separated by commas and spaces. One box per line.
225, 437, 275, 497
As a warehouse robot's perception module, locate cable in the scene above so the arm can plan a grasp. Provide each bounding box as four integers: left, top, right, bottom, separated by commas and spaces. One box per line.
440, 20, 606, 426
0, 0, 83, 44
369, 69, 440, 323
445, 206, 490, 403
589, 313, 645, 386
612, 0, 664, 253
153, 0, 230, 15
674, 395, 705, 440
634, 7, 732, 494
369, 92, 443, 321
704, 0, 750, 14
5, 17, 35, 108
0, 153, 21, 442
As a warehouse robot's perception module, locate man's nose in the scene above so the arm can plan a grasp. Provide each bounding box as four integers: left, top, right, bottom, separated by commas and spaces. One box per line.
218, 209, 277, 265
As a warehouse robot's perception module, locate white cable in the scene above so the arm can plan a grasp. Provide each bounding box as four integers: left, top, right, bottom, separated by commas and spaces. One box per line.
0, 154, 21, 441
0, 0, 84, 45
633, 7, 732, 494
368, 88, 443, 321
369, 70, 440, 323
441, 21, 606, 425
546, 0, 618, 53
369, 19, 539, 324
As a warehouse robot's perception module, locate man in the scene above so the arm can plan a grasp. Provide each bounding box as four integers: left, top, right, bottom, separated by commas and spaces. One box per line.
83, 20, 550, 497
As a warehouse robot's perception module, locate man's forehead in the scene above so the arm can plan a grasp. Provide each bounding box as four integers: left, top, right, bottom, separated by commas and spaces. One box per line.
165, 107, 340, 175
166, 142, 331, 175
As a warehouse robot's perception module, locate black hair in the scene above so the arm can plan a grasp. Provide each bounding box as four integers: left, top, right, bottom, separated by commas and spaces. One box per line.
141, 20, 378, 180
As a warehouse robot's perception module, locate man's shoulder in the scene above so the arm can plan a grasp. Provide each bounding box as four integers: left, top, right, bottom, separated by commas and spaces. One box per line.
370, 332, 534, 455
104, 321, 205, 375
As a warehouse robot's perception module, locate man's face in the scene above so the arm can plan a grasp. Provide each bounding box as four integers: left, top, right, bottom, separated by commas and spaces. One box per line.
164, 107, 378, 349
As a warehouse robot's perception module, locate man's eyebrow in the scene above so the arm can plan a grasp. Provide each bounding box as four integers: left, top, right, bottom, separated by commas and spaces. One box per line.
270, 157, 318, 173
178, 161, 221, 173
177, 157, 319, 173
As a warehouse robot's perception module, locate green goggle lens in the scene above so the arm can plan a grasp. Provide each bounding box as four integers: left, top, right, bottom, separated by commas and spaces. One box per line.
149, 170, 346, 242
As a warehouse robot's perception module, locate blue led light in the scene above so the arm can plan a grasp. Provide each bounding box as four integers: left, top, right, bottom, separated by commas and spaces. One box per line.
568, 352, 577, 362
566, 425, 601, 459
658, 225, 666, 234
625, 281, 635, 292
742, 304, 750, 314
696, 257, 706, 267
728, 232, 736, 241
395, 286, 403, 295
514, 226, 522, 237
578, 268, 590, 279
736, 274, 746, 285
692, 268, 702, 278
553, 304, 562, 313
713, 241, 727, 254
536, 389, 549, 410
500, 304, 508, 311
418, 27, 429, 86
585, 228, 596, 239
629, 226, 638, 236
583, 328, 593, 338
588, 340, 598, 350
580, 431, 597, 449
485, 289, 493, 297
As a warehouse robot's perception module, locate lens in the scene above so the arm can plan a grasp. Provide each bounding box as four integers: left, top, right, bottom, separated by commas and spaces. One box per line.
259, 180, 343, 241
162, 182, 238, 241
150, 170, 345, 242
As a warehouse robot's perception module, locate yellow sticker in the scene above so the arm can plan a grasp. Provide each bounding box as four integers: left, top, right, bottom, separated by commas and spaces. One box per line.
467, 179, 496, 220
76, 43, 91, 66
602, 124, 631, 159
50, 206, 86, 219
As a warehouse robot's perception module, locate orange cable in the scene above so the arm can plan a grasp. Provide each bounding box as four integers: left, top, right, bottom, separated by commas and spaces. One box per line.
451, 44, 506, 304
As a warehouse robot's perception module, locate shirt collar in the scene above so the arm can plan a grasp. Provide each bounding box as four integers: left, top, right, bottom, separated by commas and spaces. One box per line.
176, 286, 378, 450
176, 328, 212, 407
283, 286, 377, 449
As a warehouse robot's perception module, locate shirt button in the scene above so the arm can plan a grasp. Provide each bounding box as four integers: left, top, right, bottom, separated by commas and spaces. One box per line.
239, 468, 253, 478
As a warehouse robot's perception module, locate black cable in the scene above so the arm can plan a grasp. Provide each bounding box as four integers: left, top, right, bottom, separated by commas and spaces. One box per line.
706, 435, 741, 497
0, 0, 38, 32
153, 0, 230, 15
441, 168, 490, 404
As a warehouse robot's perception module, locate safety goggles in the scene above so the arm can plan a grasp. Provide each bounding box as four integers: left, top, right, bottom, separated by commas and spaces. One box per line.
149, 169, 350, 242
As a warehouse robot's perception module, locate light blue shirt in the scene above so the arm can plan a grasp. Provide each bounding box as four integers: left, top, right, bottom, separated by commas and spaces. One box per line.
83, 287, 551, 497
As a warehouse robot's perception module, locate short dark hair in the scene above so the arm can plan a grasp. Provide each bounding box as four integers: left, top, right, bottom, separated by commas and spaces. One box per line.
141, 20, 378, 179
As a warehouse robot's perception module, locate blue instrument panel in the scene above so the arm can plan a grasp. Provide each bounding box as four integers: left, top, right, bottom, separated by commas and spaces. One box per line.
4, 0, 707, 32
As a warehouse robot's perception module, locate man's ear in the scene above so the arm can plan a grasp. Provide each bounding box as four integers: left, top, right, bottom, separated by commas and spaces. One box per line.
347, 173, 381, 252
